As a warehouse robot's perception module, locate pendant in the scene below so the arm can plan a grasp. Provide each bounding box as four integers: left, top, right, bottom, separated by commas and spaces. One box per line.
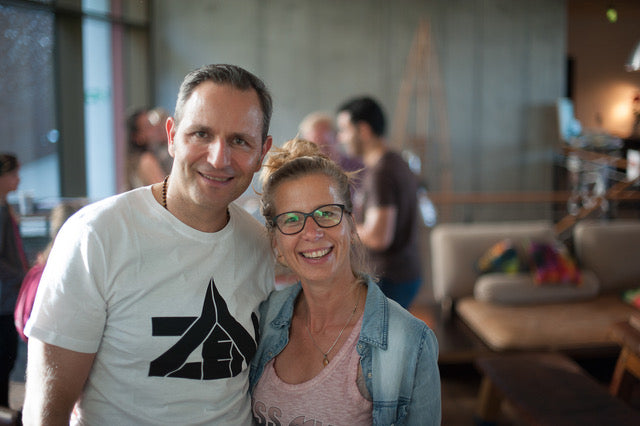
323, 355, 329, 367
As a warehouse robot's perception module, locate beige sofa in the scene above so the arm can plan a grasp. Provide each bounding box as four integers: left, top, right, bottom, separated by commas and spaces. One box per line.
430, 220, 640, 352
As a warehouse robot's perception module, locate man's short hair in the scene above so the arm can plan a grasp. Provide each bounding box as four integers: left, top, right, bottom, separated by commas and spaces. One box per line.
0, 153, 18, 176
173, 64, 273, 142
337, 96, 386, 137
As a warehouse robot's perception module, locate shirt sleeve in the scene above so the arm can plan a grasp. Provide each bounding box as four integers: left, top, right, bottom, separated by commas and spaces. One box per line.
368, 158, 400, 208
406, 327, 442, 426
25, 216, 107, 353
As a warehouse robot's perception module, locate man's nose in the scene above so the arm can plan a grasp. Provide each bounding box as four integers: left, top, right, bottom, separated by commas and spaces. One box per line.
208, 139, 230, 168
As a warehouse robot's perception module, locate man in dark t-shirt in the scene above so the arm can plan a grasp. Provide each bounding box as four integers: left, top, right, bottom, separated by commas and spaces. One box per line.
336, 97, 421, 309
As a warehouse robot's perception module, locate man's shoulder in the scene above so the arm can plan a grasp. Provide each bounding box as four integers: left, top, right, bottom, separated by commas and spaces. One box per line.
229, 202, 265, 231
67, 188, 149, 231
379, 150, 409, 168
229, 202, 271, 245
374, 151, 416, 184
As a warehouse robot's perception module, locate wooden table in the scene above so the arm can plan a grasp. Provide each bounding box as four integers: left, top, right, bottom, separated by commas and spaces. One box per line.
475, 352, 640, 425
609, 318, 640, 402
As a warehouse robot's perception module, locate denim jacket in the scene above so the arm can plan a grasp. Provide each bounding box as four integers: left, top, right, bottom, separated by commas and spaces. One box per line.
249, 277, 441, 426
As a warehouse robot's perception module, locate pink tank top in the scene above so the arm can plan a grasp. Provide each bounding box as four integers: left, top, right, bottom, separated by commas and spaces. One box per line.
252, 316, 373, 425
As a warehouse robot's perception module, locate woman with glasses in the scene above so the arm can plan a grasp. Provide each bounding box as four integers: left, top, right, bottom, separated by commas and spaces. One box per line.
249, 138, 441, 425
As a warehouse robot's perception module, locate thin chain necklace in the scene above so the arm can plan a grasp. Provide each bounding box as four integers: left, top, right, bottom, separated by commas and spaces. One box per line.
161, 175, 169, 209
305, 283, 362, 367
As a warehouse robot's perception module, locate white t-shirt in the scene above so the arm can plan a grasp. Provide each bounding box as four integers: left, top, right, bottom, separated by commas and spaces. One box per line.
26, 187, 274, 425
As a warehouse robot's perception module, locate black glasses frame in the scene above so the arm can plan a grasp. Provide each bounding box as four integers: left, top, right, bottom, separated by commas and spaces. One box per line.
271, 203, 349, 235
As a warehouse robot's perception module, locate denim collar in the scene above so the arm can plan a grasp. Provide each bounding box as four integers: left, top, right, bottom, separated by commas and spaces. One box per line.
268, 276, 389, 349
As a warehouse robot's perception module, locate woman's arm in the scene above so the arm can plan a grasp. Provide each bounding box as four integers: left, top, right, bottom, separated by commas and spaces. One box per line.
406, 328, 442, 426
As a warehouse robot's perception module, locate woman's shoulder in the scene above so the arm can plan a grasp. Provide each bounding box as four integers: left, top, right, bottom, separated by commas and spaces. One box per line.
260, 283, 301, 320
387, 298, 432, 334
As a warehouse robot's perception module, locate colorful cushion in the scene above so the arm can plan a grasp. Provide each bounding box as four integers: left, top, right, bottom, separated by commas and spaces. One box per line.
476, 239, 523, 274
622, 287, 640, 309
474, 269, 599, 305
528, 241, 581, 285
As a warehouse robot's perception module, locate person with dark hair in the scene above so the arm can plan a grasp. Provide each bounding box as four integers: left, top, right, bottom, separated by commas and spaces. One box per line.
23, 64, 274, 425
0, 153, 27, 408
125, 107, 167, 189
336, 96, 422, 309
250, 138, 441, 425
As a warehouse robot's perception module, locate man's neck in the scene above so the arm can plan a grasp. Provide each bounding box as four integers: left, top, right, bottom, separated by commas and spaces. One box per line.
362, 142, 387, 168
151, 181, 229, 233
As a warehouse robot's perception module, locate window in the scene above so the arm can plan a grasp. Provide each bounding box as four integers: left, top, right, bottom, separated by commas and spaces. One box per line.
1, 0, 150, 207
0, 2, 57, 203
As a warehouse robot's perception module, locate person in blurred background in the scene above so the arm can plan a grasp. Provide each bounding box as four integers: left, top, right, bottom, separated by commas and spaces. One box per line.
0, 153, 28, 408
336, 96, 422, 309
125, 107, 167, 189
147, 106, 173, 174
299, 111, 363, 175
14, 200, 85, 343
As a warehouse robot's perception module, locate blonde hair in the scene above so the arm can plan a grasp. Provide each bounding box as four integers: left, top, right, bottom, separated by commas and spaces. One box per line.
260, 138, 372, 279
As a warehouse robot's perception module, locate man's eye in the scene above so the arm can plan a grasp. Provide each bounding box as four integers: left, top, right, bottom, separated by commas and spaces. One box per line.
194, 131, 207, 138
232, 137, 248, 146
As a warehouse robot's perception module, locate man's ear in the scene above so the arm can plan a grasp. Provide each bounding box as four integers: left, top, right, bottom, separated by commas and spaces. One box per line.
166, 117, 176, 158
257, 135, 273, 169
356, 121, 372, 139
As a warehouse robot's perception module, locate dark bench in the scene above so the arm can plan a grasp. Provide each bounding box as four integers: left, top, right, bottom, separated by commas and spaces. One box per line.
474, 352, 640, 425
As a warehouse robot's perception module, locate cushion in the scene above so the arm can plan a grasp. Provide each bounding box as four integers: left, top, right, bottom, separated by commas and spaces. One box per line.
431, 221, 556, 302
474, 270, 599, 305
622, 287, 640, 309
527, 241, 581, 285
574, 220, 640, 293
476, 239, 522, 274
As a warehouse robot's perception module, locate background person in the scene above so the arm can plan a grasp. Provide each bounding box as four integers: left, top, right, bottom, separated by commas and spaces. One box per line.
147, 106, 173, 175
125, 107, 167, 189
298, 111, 363, 174
250, 138, 441, 425
0, 153, 28, 408
336, 96, 422, 309
14, 200, 85, 343
23, 64, 275, 425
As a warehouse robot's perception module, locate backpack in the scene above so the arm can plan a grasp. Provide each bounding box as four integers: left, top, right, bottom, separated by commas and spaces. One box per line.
14, 263, 45, 342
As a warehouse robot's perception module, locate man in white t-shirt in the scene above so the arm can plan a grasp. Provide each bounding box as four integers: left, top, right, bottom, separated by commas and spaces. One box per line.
22, 64, 275, 425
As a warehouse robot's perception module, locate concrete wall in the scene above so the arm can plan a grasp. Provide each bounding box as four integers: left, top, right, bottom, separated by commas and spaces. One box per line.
151, 0, 566, 222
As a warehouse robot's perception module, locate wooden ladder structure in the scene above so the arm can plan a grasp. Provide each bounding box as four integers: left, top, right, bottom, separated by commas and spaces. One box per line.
391, 19, 453, 220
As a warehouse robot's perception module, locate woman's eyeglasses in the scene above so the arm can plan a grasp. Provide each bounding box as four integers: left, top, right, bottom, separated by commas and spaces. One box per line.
271, 204, 348, 235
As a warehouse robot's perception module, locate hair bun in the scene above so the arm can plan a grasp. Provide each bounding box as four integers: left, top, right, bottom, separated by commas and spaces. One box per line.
261, 137, 329, 185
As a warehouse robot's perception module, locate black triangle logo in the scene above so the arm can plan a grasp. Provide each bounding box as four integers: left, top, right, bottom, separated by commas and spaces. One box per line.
148, 278, 258, 380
